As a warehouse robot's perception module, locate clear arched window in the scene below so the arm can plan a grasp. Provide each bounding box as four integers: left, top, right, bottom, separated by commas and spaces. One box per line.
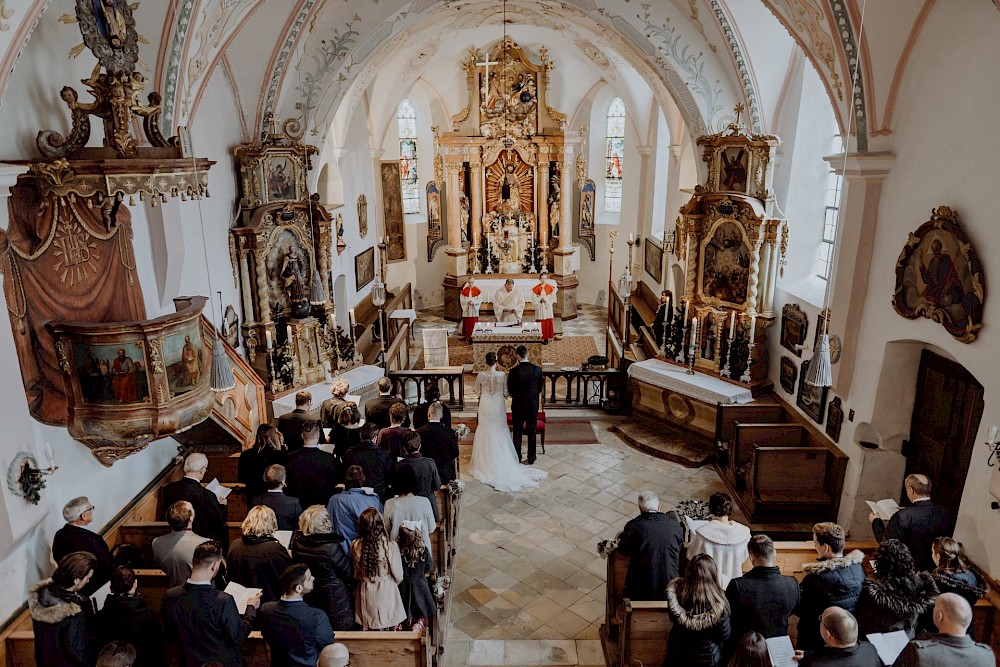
397, 99, 419, 214
817, 135, 843, 280
604, 97, 626, 213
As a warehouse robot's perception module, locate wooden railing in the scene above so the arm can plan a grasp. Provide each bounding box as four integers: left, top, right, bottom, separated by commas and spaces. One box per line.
609, 281, 626, 340
542, 369, 620, 408
389, 368, 466, 410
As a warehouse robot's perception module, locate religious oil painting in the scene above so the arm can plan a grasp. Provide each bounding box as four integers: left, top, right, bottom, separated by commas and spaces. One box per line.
826, 396, 844, 443
355, 247, 375, 291
73, 341, 150, 405
264, 155, 297, 202
426, 181, 444, 260
781, 303, 809, 357
700, 220, 750, 306
358, 194, 368, 238
163, 326, 206, 398
893, 206, 984, 343
779, 356, 797, 394
796, 359, 828, 424
720, 147, 749, 193
644, 237, 663, 284
380, 162, 407, 262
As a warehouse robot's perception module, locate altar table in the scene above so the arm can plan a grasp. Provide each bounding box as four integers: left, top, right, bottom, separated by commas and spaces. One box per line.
471, 322, 542, 372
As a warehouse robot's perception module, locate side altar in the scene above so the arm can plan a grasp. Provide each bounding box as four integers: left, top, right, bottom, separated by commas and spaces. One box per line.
470, 322, 542, 372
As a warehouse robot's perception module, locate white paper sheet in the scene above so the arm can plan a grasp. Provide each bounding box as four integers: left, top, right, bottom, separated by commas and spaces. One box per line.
224, 581, 261, 615
865, 499, 900, 522
867, 631, 909, 666
91, 581, 111, 610
205, 478, 232, 500
765, 635, 797, 667
274, 530, 292, 551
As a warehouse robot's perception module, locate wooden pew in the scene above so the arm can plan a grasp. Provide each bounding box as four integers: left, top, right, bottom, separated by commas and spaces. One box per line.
118, 522, 244, 564
618, 601, 670, 667
205, 452, 241, 483
715, 400, 785, 448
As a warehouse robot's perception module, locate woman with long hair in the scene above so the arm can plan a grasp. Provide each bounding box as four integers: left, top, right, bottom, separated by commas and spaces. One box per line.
726, 631, 770, 667
396, 523, 435, 632
921, 536, 985, 634
227, 505, 293, 603
854, 538, 938, 638
665, 553, 731, 667
351, 507, 406, 630
239, 423, 287, 497
291, 505, 355, 630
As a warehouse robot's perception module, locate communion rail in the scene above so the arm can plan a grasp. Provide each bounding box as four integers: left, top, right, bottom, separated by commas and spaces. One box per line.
388, 369, 466, 409
541, 368, 621, 409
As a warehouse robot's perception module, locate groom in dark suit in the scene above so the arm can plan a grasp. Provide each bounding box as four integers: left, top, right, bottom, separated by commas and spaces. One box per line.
507, 345, 543, 464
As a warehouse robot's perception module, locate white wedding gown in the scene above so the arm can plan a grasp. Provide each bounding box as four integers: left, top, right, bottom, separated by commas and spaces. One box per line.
468, 367, 548, 492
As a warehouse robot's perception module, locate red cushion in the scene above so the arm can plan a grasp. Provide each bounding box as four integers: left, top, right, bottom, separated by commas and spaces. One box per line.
506, 411, 546, 431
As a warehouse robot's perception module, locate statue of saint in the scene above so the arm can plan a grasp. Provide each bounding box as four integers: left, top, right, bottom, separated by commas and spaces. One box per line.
501, 164, 520, 211
280, 248, 310, 318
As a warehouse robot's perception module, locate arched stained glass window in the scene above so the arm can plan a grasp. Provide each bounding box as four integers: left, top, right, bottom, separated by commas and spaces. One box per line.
604, 97, 625, 213
397, 99, 419, 214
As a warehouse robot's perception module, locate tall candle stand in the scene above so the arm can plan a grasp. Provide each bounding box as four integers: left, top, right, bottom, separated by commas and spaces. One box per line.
740, 340, 756, 384
676, 315, 688, 364
686, 318, 698, 375
720, 328, 735, 378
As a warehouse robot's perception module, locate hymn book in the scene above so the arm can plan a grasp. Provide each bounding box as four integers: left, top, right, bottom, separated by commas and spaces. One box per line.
866, 631, 909, 665
865, 498, 901, 522
224, 582, 262, 614
205, 478, 232, 501
764, 635, 796, 667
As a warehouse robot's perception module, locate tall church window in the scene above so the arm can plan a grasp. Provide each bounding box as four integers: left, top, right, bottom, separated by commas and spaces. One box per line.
604, 97, 626, 213
397, 99, 419, 214
817, 136, 843, 280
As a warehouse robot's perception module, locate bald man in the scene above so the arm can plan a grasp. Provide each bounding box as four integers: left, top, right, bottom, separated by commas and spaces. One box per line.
318, 642, 350, 667
869, 474, 953, 571
892, 593, 994, 666
796, 607, 882, 666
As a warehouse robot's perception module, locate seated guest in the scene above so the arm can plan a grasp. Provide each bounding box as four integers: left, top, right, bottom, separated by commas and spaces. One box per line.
320, 377, 351, 430
52, 496, 114, 596
251, 464, 303, 531
869, 474, 952, 572
396, 523, 435, 632
365, 377, 409, 429
162, 540, 261, 667
394, 431, 441, 522
278, 390, 322, 451
725, 534, 799, 643
665, 553, 731, 667
727, 632, 770, 667
97, 566, 165, 667
377, 402, 411, 461
96, 641, 136, 667
686, 492, 751, 588
160, 452, 228, 546
291, 506, 355, 631
893, 593, 995, 666
258, 564, 335, 667
239, 424, 287, 498
351, 507, 406, 630
152, 501, 209, 587
617, 490, 685, 601
921, 536, 985, 634
227, 505, 294, 603
412, 382, 451, 430
286, 420, 338, 509
28, 551, 98, 667
854, 539, 937, 639
328, 465, 383, 555
795, 522, 866, 652
318, 643, 351, 667
795, 607, 883, 667
332, 402, 363, 463
384, 466, 436, 554
416, 402, 459, 485
344, 422, 394, 500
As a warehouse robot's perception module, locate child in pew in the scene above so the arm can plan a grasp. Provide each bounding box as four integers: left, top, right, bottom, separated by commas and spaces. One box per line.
395, 522, 435, 633
351, 507, 407, 630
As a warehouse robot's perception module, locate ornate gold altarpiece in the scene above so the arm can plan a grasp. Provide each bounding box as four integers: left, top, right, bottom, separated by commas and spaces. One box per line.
440, 38, 579, 321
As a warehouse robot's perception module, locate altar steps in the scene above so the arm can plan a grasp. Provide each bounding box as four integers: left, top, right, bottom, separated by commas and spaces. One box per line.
611, 416, 715, 468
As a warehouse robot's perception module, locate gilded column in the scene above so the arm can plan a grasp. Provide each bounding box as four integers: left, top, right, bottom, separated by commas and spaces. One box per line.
558, 143, 574, 251
253, 244, 272, 325
445, 161, 467, 277
746, 232, 762, 319
470, 158, 483, 250
538, 159, 550, 251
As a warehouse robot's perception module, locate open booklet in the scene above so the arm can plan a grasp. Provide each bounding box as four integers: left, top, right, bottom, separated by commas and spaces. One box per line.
204, 478, 232, 501
764, 635, 796, 667
866, 498, 901, 522
224, 581, 262, 615
867, 630, 909, 665
273, 530, 293, 551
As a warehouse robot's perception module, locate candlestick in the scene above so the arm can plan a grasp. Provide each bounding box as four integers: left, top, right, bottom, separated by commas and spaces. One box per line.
740, 342, 756, 384
683, 299, 689, 321
748, 315, 756, 342
628, 233, 633, 243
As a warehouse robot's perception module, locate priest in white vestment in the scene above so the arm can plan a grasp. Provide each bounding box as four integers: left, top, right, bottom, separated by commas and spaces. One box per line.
459, 276, 483, 341
531, 272, 558, 342
492, 279, 524, 323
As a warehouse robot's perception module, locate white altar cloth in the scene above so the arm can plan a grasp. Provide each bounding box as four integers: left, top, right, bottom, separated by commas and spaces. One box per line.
627, 358, 754, 405
271, 364, 384, 418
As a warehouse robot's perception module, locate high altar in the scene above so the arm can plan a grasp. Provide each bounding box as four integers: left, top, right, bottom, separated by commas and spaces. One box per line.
441, 37, 580, 322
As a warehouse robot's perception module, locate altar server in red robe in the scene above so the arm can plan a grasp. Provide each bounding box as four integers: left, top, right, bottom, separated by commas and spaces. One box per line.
459, 276, 483, 341
531, 273, 558, 343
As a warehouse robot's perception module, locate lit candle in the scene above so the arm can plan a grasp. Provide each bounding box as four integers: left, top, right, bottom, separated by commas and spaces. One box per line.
286, 325, 293, 344
683, 299, 689, 320
729, 311, 735, 338
689, 318, 698, 355
990, 425, 999, 443
349, 309, 356, 326
748, 316, 756, 341
628, 233, 633, 243
265, 329, 272, 349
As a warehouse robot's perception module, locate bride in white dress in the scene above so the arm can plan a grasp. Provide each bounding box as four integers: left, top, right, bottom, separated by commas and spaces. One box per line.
468, 352, 548, 492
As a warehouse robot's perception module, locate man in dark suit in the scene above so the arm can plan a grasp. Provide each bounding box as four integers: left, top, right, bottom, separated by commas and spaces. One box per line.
412, 382, 451, 430
286, 421, 338, 509
160, 452, 228, 546
870, 474, 953, 571
377, 402, 411, 462
251, 464, 303, 531
507, 345, 543, 463
726, 534, 800, 643
258, 564, 335, 667
345, 422, 395, 501
365, 377, 410, 429
616, 491, 685, 602
416, 402, 459, 485
795, 607, 884, 666
52, 496, 115, 596
162, 540, 261, 667
278, 391, 322, 452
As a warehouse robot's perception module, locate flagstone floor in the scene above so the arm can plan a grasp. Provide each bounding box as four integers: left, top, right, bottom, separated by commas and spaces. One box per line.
444, 417, 731, 666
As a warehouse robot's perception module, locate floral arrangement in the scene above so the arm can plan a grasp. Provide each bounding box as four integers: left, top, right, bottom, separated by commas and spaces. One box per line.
675, 499, 712, 521
452, 423, 470, 440
597, 536, 619, 559
432, 574, 451, 603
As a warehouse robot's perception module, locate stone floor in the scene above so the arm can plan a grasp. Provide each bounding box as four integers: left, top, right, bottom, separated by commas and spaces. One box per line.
445, 416, 731, 666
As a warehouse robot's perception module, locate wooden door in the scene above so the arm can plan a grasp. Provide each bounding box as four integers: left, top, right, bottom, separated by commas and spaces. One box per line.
904, 349, 984, 515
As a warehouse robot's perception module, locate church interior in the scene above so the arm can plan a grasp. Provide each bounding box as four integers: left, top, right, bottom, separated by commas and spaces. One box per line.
1, 0, 1000, 665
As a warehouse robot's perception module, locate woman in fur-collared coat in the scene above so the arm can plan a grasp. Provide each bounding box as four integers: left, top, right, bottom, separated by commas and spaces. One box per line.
665, 554, 731, 667
854, 539, 938, 639
28, 552, 98, 667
